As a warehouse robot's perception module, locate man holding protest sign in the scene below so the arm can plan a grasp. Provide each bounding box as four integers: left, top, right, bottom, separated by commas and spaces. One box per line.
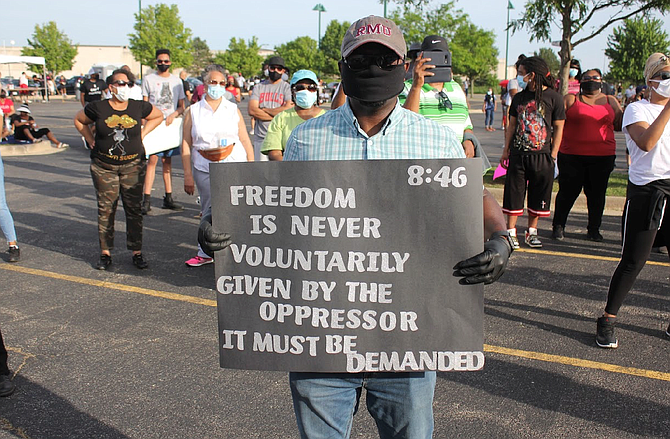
200, 15, 513, 439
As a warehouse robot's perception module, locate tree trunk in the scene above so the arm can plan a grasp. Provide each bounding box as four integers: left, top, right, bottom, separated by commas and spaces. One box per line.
557, 2, 574, 96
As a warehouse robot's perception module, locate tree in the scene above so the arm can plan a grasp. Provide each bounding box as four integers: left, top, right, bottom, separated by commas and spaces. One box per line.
606, 17, 670, 83
389, 1, 467, 47
534, 47, 561, 76
451, 23, 498, 87
320, 20, 351, 76
511, 0, 670, 95
190, 37, 214, 75
22, 22, 78, 75
215, 37, 264, 79
128, 4, 193, 68
274, 36, 323, 75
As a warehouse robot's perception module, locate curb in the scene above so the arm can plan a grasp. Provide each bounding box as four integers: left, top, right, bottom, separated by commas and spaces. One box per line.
0, 140, 68, 157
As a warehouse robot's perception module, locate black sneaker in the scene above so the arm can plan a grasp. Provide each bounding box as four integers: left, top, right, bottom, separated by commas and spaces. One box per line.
0, 374, 15, 397
141, 197, 151, 215
551, 225, 564, 240
587, 229, 604, 242
95, 254, 112, 270
132, 253, 148, 269
162, 194, 183, 211
596, 316, 618, 348
8, 246, 20, 262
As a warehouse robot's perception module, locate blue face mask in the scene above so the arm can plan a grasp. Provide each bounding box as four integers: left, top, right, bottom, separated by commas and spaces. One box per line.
207, 84, 227, 100
569, 68, 578, 78
295, 89, 317, 109
516, 74, 527, 90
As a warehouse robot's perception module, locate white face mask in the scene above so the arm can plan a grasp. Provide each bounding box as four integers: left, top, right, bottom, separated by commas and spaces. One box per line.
651, 78, 670, 98
113, 85, 130, 102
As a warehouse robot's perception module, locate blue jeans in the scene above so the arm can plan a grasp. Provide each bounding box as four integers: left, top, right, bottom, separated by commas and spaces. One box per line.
0, 152, 17, 244
485, 108, 494, 127
289, 371, 436, 439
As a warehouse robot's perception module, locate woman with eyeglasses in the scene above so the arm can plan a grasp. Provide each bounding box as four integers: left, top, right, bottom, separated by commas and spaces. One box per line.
596, 53, 670, 348
181, 64, 254, 267
551, 68, 623, 242
261, 70, 326, 161
74, 69, 164, 271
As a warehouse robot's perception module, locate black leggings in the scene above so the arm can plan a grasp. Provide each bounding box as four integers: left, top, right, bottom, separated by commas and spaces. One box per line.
14, 126, 50, 141
0, 328, 9, 375
605, 187, 670, 315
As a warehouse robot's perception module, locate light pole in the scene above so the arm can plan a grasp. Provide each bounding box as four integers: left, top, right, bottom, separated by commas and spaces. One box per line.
505, 1, 514, 80
313, 4, 326, 49
383, 0, 387, 17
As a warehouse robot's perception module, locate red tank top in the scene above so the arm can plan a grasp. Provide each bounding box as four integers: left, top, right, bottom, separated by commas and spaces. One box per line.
560, 97, 616, 156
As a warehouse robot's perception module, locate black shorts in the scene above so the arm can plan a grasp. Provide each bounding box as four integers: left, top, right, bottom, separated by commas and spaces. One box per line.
502, 153, 554, 217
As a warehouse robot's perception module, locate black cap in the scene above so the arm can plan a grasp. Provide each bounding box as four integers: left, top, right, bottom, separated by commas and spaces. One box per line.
267, 56, 286, 68
421, 35, 449, 52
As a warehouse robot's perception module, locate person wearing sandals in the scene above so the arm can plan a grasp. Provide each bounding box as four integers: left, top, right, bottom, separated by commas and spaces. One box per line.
74, 69, 164, 270
181, 64, 254, 267
596, 53, 670, 348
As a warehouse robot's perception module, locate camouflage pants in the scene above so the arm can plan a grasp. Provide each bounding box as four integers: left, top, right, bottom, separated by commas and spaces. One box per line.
90, 157, 146, 251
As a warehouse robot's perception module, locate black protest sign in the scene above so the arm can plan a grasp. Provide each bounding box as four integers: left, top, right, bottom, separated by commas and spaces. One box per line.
210, 159, 484, 373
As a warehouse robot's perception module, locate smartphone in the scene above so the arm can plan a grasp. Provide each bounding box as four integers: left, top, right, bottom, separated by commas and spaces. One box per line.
423, 50, 452, 84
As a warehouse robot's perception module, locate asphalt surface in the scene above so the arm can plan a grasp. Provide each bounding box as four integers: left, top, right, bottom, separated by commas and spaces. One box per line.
0, 98, 668, 439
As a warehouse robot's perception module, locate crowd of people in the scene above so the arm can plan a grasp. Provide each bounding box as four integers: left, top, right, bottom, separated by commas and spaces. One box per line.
1, 13, 668, 439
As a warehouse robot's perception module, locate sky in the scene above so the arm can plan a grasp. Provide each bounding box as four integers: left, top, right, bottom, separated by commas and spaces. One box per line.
1, 0, 667, 74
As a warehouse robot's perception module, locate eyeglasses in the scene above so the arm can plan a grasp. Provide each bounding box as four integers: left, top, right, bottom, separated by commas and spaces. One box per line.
437, 91, 452, 110
342, 54, 404, 72
581, 75, 601, 81
652, 71, 670, 80
206, 80, 227, 86
293, 84, 317, 92
156, 60, 171, 65
268, 65, 285, 72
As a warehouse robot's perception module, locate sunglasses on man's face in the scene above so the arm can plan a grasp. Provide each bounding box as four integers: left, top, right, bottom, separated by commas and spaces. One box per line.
268, 65, 285, 72
206, 80, 227, 86
293, 84, 317, 92
111, 80, 133, 87
653, 71, 670, 80
581, 75, 601, 81
342, 54, 404, 72
156, 60, 171, 65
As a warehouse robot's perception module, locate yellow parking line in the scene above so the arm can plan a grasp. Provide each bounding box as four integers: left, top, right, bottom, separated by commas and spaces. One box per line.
484, 344, 670, 381
2, 263, 668, 381
516, 248, 670, 267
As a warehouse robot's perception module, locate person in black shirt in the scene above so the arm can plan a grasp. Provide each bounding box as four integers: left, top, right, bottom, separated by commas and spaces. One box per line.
80, 72, 108, 107
74, 69, 163, 270
11, 105, 68, 147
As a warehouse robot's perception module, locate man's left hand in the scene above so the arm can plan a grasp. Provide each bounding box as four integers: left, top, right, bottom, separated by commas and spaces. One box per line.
453, 231, 514, 285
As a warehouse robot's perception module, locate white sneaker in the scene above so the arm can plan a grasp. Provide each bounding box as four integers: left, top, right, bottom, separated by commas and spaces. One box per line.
525, 232, 542, 248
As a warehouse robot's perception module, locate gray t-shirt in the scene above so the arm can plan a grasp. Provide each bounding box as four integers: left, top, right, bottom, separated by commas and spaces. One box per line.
142, 73, 185, 116
250, 79, 291, 139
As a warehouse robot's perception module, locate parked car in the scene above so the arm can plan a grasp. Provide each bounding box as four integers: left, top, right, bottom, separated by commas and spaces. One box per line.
65, 76, 86, 95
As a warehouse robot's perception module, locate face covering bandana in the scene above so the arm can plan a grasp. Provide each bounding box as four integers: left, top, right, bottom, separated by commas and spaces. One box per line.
156, 64, 170, 73
340, 62, 405, 104
516, 74, 527, 90
207, 84, 227, 100
580, 81, 601, 94
113, 85, 130, 102
268, 71, 283, 82
295, 90, 317, 109
651, 78, 670, 98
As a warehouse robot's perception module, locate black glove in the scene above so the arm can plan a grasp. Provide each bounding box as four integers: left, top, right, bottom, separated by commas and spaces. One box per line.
452, 231, 514, 285
198, 212, 232, 258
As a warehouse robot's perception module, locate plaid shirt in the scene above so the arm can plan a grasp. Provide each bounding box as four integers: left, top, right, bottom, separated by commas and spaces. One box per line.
284, 100, 464, 161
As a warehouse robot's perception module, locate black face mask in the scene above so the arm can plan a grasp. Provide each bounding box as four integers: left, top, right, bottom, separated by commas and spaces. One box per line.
268, 70, 283, 82
156, 64, 170, 73
580, 81, 601, 94
340, 62, 405, 104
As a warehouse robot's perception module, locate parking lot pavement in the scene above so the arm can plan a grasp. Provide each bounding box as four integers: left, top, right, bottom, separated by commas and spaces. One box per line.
0, 100, 668, 438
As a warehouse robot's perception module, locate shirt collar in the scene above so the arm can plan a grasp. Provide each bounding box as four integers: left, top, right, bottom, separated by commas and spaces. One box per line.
341, 98, 405, 138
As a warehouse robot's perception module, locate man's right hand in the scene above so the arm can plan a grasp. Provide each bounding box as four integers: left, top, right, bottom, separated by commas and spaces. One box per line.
500, 149, 510, 169
198, 212, 231, 257
411, 52, 435, 89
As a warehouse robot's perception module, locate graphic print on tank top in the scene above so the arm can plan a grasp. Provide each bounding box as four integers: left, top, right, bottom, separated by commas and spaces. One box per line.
104, 114, 138, 156
513, 100, 547, 152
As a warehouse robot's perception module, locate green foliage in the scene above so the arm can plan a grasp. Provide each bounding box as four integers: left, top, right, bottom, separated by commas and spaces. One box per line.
606, 17, 670, 83
275, 36, 324, 76
190, 37, 214, 75
320, 20, 351, 76
128, 4, 193, 68
389, 1, 467, 47
534, 48, 560, 76
22, 22, 78, 75
510, 0, 670, 94
451, 23, 498, 85
214, 37, 264, 79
